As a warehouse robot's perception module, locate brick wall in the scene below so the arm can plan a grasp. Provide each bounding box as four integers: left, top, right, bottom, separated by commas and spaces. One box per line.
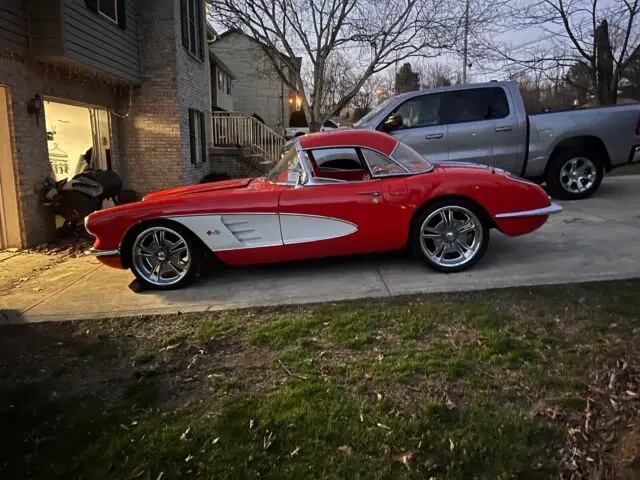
119, 0, 213, 194
208, 147, 267, 179
118, 0, 182, 196
173, 0, 212, 187
0, 52, 124, 247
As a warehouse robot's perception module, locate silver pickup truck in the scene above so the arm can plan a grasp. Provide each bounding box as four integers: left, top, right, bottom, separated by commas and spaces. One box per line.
354, 81, 640, 200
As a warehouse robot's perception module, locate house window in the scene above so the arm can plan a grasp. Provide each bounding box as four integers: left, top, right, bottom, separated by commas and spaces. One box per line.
189, 109, 207, 165
218, 71, 224, 91
181, 0, 204, 60
98, 0, 117, 22
85, 0, 126, 28
226, 77, 231, 95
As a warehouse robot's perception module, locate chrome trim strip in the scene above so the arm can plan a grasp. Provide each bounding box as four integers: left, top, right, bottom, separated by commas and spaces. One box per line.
495, 203, 563, 219
88, 248, 120, 257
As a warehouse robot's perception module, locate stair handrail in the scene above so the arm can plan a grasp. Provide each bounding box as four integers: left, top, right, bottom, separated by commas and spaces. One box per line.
212, 111, 284, 164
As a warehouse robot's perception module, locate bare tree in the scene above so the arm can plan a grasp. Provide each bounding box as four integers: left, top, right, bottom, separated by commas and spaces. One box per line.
209, 0, 464, 131
492, 0, 640, 105
417, 60, 462, 88
351, 75, 378, 111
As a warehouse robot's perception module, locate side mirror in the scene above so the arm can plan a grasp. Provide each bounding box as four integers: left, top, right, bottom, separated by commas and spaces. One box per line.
383, 113, 403, 132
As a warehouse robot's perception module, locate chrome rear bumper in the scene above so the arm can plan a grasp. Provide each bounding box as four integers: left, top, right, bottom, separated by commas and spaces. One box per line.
495, 203, 562, 219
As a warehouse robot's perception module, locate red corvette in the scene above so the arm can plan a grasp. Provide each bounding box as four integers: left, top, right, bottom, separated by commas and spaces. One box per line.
85, 130, 561, 290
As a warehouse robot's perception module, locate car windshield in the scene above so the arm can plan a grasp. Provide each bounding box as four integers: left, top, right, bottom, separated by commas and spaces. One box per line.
392, 142, 434, 173
353, 97, 395, 128
265, 145, 308, 185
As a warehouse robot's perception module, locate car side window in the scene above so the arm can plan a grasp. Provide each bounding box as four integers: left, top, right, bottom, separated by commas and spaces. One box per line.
361, 149, 405, 176
388, 94, 442, 130
311, 148, 364, 171
444, 87, 510, 125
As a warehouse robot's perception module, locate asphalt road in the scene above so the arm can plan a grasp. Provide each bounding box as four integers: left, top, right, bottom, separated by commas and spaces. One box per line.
3, 175, 640, 323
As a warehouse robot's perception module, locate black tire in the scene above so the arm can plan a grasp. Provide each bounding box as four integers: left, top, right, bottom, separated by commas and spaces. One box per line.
545, 148, 604, 200
129, 222, 203, 291
411, 199, 490, 273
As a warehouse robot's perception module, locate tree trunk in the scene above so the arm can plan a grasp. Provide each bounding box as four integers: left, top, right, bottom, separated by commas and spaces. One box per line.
595, 20, 616, 105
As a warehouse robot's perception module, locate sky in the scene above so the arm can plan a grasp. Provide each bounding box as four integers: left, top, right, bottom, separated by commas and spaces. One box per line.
208, 0, 632, 88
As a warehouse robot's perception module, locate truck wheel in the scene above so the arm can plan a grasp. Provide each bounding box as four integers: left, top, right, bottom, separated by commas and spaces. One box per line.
546, 149, 603, 200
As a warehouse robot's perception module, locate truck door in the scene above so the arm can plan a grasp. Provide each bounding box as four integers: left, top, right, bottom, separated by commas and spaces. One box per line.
442, 87, 520, 172
386, 92, 448, 164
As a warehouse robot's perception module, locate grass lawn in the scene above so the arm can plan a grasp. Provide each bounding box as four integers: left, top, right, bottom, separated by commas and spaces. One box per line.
1, 280, 639, 479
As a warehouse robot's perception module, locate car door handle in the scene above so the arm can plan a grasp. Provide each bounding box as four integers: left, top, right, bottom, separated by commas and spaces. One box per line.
425, 133, 444, 140
495, 126, 513, 132
358, 191, 380, 196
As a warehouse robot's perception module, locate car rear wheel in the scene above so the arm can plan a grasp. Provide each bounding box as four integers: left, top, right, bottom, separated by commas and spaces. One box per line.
412, 200, 490, 273
130, 224, 202, 290
546, 149, 604, 200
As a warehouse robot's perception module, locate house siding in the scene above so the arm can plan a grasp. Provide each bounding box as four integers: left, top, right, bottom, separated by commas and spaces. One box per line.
63, 0, 141, 84
0, 0, 29, 55
210, 33, 294, 132
29, 0, 65, 58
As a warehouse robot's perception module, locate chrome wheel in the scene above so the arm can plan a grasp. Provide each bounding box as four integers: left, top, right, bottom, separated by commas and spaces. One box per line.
132, 227, 191, 287
560, 157, 597, 194
420, 206, 483, 268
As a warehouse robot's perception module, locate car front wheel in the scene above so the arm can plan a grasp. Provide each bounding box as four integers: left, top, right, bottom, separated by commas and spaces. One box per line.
412, 200, 490, 273
130, 223, 202, 290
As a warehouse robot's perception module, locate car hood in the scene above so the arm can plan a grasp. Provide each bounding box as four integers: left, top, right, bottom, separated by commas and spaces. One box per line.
143, 178, 254, 201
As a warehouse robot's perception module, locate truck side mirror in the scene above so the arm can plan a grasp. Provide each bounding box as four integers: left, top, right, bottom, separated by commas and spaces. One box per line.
383, 113, 403, 132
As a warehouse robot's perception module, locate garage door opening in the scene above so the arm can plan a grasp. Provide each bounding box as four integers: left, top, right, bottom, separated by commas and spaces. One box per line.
44, 100, 112, 181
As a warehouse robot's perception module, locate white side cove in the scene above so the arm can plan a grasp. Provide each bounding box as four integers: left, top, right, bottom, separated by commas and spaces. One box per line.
166, 213, 358, 252
280, 214, 357, 245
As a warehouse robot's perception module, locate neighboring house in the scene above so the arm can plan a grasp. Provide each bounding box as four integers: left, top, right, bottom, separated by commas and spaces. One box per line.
210, 51, 235, 112
209, 29, 301, 132
0, 0, 214, 249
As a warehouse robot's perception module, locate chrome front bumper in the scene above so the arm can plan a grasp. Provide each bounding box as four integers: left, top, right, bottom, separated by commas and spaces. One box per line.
495, 203, 562, 219
87, 247, 120, 257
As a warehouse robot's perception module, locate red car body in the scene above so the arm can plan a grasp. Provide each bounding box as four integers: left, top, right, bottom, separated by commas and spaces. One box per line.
86, 130, 560, 274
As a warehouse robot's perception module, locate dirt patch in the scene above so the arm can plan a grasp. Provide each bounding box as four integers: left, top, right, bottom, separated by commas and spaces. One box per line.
613, 424, 640, 480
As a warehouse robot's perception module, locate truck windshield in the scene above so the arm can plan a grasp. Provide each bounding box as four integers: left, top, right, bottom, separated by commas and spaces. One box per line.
266, 145, 308, 185
392, 142, 434, 173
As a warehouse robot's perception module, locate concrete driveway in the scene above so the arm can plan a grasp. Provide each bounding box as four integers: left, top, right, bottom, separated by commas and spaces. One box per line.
2, 175, 640, 323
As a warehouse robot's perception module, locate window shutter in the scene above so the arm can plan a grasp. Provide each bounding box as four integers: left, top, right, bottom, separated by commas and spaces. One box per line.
180, 0, 189, 49
199, 111, 207, 162
196, 0, 204, 60
85, 0, 98, 12
117, 0, 127, 29
188, 109, 196, 164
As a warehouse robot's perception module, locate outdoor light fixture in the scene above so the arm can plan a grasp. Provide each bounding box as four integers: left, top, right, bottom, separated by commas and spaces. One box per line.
27, 93, 43, 126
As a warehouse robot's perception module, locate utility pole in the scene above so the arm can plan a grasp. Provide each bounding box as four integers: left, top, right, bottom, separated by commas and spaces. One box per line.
462, 0, 469, 84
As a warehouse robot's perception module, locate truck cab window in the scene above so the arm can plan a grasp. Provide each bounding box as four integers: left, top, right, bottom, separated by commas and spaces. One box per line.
445, 87, 510, 124
386, 94, 442, 130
